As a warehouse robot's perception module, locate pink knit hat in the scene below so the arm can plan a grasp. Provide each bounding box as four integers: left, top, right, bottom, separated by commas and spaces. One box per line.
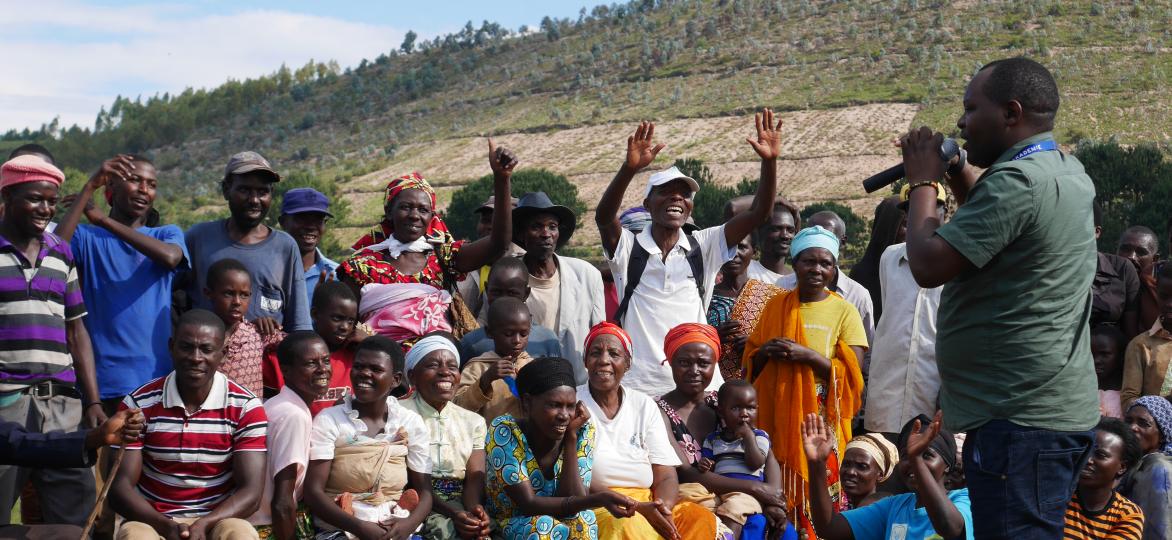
0, 155, 65, 190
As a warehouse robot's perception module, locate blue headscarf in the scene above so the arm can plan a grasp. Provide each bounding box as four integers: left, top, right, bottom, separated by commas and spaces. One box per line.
1130, 395, 1172, 455
790, 225, 840, 260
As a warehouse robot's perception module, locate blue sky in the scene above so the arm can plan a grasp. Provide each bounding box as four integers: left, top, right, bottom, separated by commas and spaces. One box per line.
0, 1, 598, 133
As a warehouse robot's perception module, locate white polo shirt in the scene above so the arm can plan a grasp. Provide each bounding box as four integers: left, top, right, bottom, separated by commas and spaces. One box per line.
607, 225, 733, 397
578, 385, 682, 489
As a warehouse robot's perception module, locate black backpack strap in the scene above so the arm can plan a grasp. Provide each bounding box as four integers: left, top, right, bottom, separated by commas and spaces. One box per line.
684, 233, 705, 302
613, 233, 707, 326
613, 240, 650, 325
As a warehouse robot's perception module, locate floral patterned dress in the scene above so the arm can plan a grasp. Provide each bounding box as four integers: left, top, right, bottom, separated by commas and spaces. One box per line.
337, 240, 465, 290
655, 392, 719, 466
486, 415, 598, 540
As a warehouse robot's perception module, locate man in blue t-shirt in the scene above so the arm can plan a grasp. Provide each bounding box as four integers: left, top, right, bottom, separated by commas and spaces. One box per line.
57, 154, 189, 407
183, 151, 311, 332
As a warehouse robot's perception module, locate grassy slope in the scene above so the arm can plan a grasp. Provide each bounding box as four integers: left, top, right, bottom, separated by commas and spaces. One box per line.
26, 0, 1172, 252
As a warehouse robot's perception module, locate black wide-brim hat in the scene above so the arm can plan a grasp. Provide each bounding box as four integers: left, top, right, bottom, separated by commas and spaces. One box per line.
512, 191, 577, 249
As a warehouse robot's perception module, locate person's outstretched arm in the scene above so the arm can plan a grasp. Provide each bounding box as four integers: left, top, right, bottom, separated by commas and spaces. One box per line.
802, 414, 854, 540
723, 109, 782, 246
452, 139, 516, 273
904, 412, 967, 540
56, 155, 184, 268
597, 122, 665, 256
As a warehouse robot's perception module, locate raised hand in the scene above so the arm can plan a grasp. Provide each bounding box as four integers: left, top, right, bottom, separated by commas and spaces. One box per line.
488, 138, 518, 177
624, 121, 666, 171
800, 413, 834, 463
91, 154, 136, 190
900, 126, 947, 183
904, 410, 944, 460
746, 108, 783, 161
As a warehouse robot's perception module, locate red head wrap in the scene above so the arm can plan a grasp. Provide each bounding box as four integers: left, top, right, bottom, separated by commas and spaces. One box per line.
353, 171, 452, 250
584, 321, 633, 360
662, 323, 721, 364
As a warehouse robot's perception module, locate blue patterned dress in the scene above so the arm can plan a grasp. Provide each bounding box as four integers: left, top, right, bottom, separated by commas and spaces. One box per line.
486, 415, 598, 540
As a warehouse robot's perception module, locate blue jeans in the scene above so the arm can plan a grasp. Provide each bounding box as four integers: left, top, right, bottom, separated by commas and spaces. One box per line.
962, 420, 1093, 540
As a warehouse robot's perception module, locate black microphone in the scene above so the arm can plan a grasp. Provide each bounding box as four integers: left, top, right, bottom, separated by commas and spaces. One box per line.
862, 138, 962, 194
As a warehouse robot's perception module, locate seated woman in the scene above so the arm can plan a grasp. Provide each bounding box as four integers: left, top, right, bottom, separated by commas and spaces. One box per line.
656, 323, 790, 539
743, 225, 867, 538
840, 434, 898, 509
802, 412, 973, 540
401, 334, 492, 539
485, 357, 637, 539
303, 336, 435, 540
338, 143, 517, 348
1120, 396, 1172, 539
578, 322, 734, 540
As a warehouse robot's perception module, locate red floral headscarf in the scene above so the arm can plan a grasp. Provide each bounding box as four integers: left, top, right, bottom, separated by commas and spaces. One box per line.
352, 172, 453, 250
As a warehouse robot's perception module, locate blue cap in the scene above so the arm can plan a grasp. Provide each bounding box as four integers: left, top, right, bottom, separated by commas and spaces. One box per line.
281, 188, 333, 217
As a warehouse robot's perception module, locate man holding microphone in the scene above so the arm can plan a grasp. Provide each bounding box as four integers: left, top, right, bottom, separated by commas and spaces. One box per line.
899, 57, 1098, 539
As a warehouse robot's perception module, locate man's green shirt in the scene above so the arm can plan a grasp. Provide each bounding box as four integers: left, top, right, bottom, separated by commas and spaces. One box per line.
935, 132, 1099, 432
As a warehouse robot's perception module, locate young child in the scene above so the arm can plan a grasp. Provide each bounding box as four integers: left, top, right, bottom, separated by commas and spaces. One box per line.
454, 296, 533, 422
699, 379, 785, 538
459, 256, 562, 362
1093, 325, 1127, 419
204, 258, 284, 396
1120, 263, 1172, 410
265, 281, 366, 415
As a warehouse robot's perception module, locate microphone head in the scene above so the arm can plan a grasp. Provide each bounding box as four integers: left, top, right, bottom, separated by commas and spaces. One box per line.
940, 138, 960, 161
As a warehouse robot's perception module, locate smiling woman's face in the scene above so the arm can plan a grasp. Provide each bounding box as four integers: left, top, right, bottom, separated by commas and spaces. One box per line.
585, 334, 629, 394
387, 188, 434, 243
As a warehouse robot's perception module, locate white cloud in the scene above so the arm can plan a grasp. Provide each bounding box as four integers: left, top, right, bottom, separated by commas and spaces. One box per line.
0, 1, 405, 132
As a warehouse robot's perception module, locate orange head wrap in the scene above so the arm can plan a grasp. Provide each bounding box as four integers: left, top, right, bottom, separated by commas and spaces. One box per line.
584, 321, 633, 360
662, 323, 721, 365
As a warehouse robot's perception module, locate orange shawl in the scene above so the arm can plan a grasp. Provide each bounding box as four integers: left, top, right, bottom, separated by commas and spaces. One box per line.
741, 289, 864, 536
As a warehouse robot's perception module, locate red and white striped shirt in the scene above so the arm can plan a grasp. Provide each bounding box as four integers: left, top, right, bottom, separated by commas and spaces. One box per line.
118, 371, 267, 518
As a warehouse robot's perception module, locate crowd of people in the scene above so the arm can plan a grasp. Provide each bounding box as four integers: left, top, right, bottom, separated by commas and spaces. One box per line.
0, 56, 1167, 540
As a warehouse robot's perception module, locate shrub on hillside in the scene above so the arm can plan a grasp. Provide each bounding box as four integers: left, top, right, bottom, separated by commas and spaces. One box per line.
446, 168, 586, 243
1075, 140, 1172, 252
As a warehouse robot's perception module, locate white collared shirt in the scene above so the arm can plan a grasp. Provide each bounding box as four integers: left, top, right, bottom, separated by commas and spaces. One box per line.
309, 394, 433, 474
607, 225, 733, 397
746, 259, 787, 285
864, 243, 943, 434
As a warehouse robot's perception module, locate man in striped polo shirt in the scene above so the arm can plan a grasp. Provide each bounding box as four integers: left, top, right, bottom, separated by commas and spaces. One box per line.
0, 154, 106, 528
110, 310, 268, 540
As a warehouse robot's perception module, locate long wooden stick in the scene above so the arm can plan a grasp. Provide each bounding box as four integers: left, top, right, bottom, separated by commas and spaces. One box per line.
81, 445, 126, 539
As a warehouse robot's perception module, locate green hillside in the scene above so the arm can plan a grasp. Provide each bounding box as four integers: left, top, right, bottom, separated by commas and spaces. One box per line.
5, 0, 1170, 254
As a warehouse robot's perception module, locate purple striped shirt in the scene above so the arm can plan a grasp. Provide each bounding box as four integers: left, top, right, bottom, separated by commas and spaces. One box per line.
0, 231, 86, 390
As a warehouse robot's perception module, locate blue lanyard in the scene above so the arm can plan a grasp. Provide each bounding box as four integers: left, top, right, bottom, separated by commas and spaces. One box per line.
1011, 139, 1058, 161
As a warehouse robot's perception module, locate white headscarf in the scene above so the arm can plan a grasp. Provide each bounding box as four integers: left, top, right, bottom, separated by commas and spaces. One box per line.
405, 334, 460, 373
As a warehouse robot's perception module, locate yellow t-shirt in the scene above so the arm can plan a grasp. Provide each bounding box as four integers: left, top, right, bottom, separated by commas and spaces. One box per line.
798, 295, 869, 360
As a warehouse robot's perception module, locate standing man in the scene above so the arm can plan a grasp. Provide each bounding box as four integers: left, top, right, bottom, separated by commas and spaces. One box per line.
901, 57, 1098, 539
1117, 226, 1162, 331
185, 151, 311, 331
513, 191, 604, 382
596, 110, 782, 397
56, 154, 189, 411
0, 155, 106, 528
746, 198, 800, 283
277, 187, 338, 306
863, 186, 946, 438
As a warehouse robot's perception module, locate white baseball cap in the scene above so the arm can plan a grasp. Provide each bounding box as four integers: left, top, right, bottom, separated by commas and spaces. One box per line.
644, 166, 700, 198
